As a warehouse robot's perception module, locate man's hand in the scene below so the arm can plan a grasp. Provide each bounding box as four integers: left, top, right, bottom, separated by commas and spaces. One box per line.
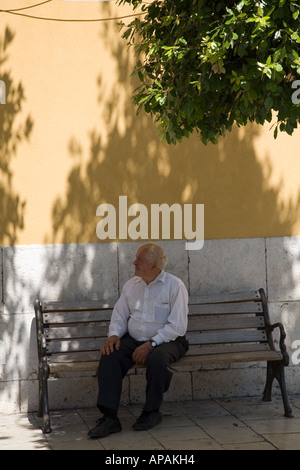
132, 341, 154, 365
100, 335, 120, 355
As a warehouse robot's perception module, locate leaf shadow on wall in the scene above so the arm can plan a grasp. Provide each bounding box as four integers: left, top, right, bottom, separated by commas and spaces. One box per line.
0, 27, 33, 245
44, 7, 300, 303
0, 26, 34, 411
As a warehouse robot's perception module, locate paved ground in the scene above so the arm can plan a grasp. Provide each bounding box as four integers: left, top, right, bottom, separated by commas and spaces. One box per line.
1, 396, 300, 450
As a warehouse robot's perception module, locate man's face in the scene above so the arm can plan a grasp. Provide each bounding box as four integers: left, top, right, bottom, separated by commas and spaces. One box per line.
133, 247, 155, 280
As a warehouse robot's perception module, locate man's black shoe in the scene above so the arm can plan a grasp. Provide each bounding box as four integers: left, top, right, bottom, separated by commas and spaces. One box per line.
88, 416, 122, 438
133, 411, 162, 431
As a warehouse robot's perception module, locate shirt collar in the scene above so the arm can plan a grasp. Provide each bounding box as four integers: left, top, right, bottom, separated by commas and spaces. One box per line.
134, 269, 166, 285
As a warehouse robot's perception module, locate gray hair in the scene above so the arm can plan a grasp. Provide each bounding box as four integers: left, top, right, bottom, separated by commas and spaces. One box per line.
141, 243, 168, 270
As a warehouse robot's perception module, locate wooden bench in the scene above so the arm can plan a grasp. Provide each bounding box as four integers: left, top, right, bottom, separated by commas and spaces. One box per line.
35, 288, 292, 434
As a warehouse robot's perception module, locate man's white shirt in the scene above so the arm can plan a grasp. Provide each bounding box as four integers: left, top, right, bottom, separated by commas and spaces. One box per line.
109, 270, 189, 345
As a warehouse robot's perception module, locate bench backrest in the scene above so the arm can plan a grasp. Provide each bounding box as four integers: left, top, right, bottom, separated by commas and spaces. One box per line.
35, 288, 274, 365
186, 288, 274, 358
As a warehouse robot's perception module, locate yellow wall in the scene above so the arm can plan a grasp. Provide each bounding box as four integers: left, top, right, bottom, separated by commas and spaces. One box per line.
1, 1, 300, 246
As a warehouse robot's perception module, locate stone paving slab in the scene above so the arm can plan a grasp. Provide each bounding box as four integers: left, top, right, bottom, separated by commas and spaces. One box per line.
1, 396, 300, 451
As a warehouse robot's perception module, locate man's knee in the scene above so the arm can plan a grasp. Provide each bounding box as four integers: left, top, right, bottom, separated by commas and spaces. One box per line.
146, 346, 169, 370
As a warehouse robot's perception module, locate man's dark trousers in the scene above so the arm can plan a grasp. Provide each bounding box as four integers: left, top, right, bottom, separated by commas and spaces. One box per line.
97, 334, 189, 415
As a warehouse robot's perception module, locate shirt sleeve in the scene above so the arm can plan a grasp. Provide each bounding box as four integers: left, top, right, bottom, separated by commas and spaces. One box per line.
152, 279, 189, 345
108, 282, 131, 339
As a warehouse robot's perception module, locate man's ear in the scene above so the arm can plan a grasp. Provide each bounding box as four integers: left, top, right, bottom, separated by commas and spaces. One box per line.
152, 261, 158, 270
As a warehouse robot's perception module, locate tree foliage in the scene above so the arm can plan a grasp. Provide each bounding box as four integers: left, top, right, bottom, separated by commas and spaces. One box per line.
118, 0, 300, 144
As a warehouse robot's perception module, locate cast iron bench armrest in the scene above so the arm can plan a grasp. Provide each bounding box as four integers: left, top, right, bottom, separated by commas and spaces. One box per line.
267, 322, 289, 366
35, 300, 47, 357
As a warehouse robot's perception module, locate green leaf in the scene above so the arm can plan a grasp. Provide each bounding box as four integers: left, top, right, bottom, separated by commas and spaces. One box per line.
274, 63, 283, 72
273, 49, 281, 62
155, 94, 166, 106
184, 100, 194, 118
291, 32, 300, 43
154, 80, 163, 89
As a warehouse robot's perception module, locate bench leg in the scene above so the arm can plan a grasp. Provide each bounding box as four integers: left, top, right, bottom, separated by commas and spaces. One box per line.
38, 361, 52, 433
38, 366, 43, 418
262, 361, 293, 418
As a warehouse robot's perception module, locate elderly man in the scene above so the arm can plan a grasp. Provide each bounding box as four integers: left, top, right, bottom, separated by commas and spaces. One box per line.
88, 243, 189, 438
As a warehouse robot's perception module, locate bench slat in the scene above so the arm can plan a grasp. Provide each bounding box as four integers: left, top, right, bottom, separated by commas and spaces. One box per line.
48, 350, 101, 363
189, 290, 260, 305
42, 300, 116, 311
187, 329, 267, 345
172, 349, 282, 367
46, 338, 102, 353
43, 309, 113, 324
48, 361, 99, 374
45, 323, 109, 339
188, 301, 262, 314
187, 315, 265, 331
186, 342, 272, 356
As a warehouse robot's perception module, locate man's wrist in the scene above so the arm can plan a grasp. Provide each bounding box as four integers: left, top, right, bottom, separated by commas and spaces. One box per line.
149, 339, 157, 349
